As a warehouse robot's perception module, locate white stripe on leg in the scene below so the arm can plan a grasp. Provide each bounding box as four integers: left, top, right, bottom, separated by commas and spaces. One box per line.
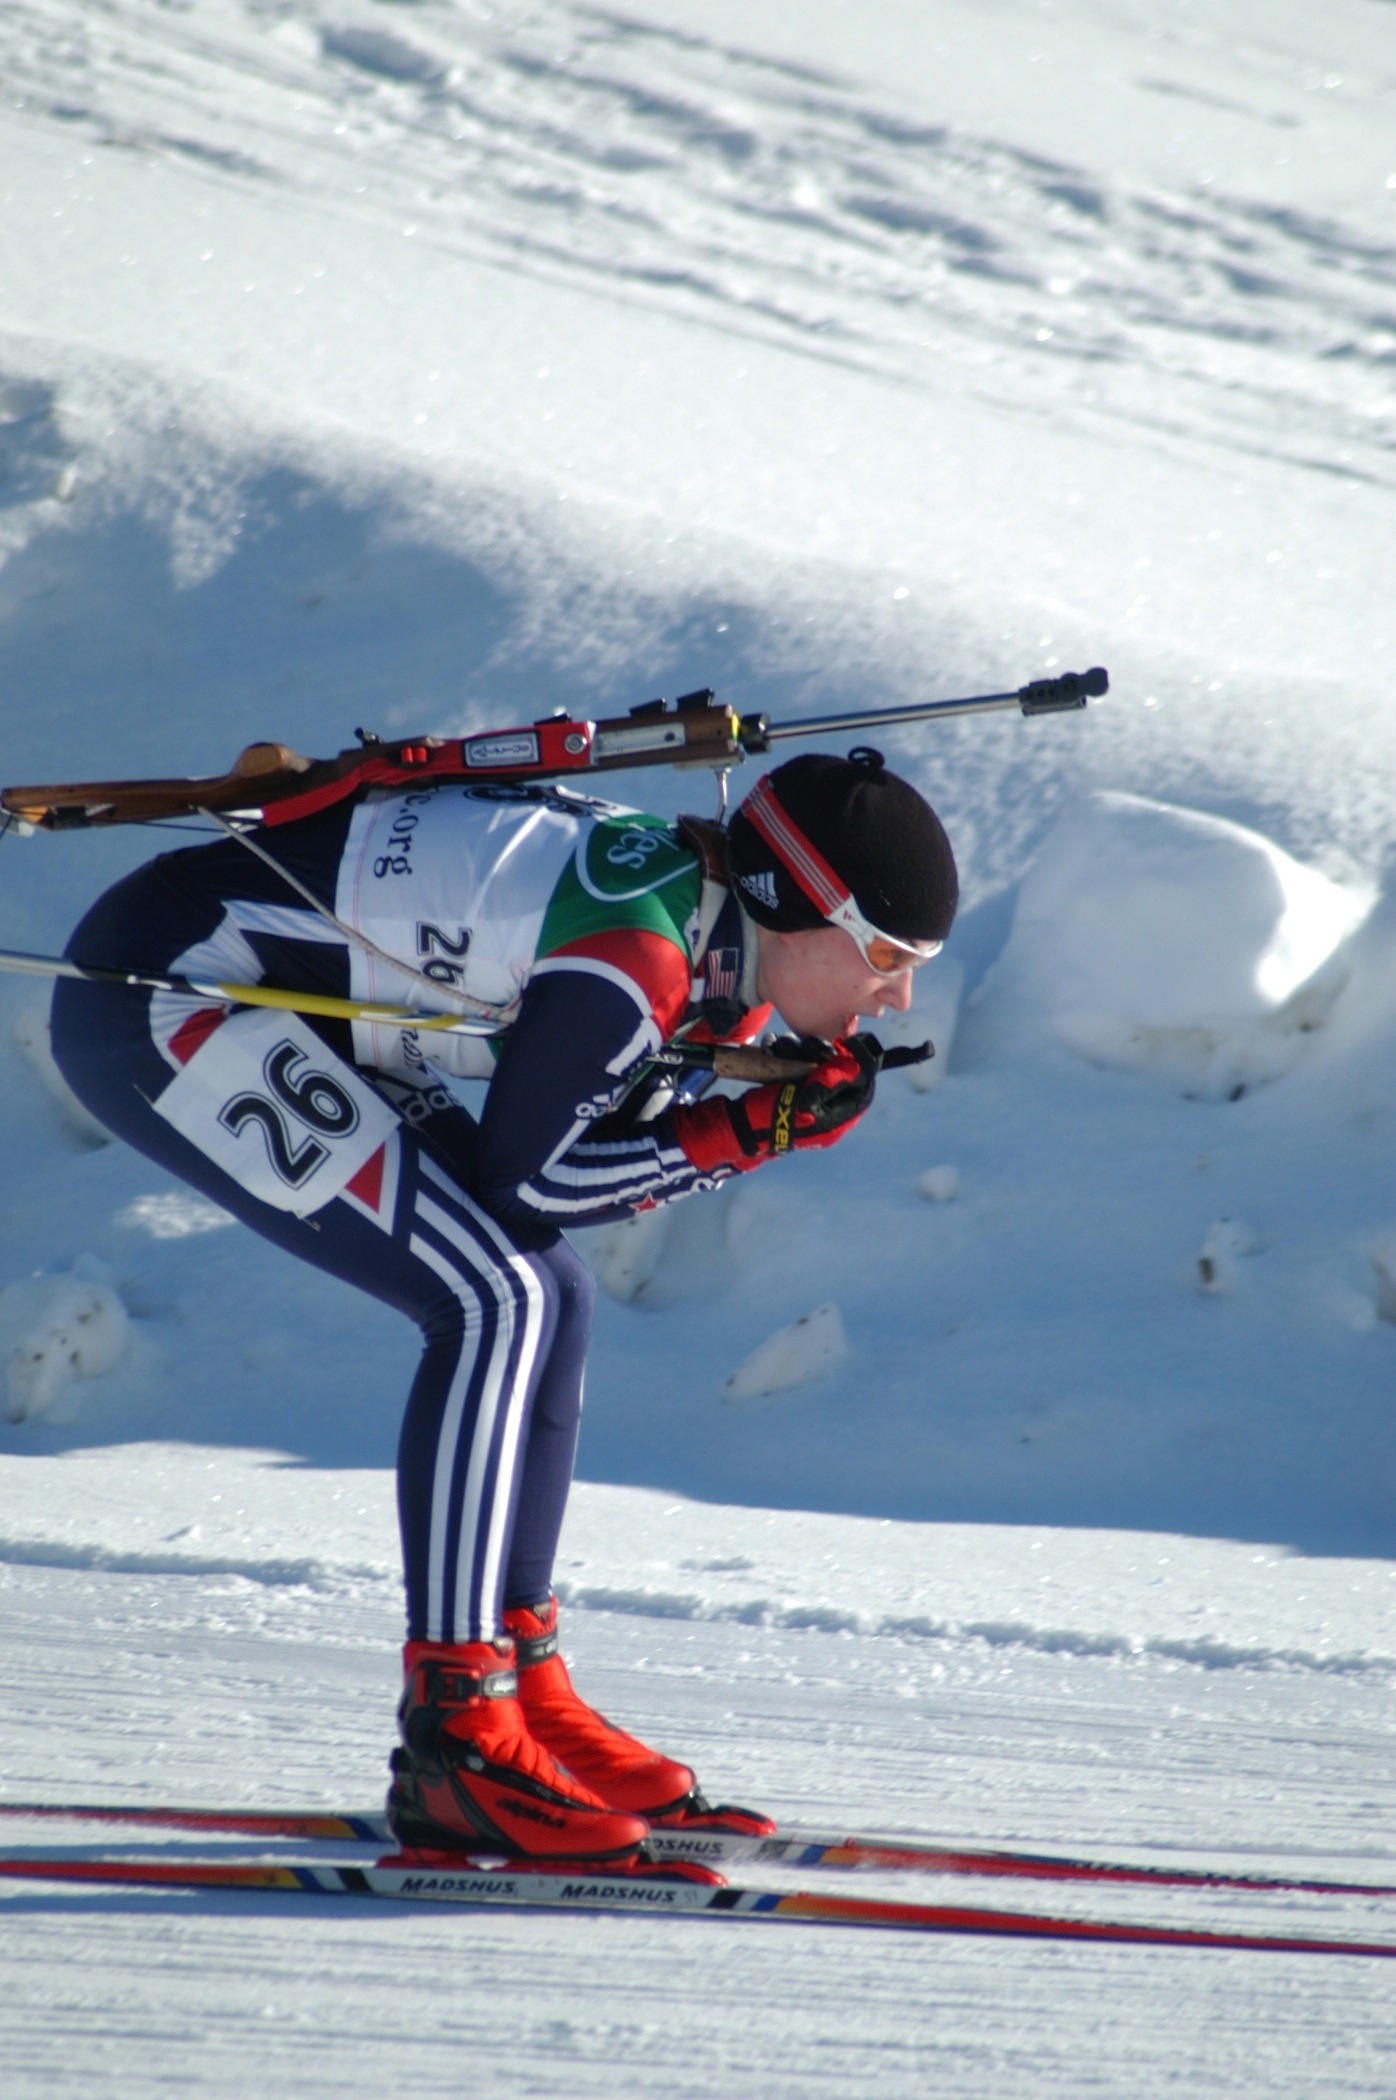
412, 1193, 545, 1641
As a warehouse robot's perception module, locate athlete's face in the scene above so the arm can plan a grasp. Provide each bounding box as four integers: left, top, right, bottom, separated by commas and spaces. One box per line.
754, 923, 918, 1041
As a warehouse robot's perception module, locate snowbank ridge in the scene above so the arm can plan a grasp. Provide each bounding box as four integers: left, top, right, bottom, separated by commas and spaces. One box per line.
556, 1581, 1396, 1681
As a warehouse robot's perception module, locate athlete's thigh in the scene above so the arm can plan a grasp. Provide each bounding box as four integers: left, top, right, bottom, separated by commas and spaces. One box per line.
51, 973, 457, 1321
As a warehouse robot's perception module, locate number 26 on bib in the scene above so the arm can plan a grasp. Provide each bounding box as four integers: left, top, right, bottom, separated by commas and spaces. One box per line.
154, 1009, 399, 1217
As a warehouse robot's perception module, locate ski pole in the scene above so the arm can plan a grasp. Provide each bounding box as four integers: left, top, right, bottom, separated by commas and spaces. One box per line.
0, 946, 929, 1084
0, 945, 496, 1034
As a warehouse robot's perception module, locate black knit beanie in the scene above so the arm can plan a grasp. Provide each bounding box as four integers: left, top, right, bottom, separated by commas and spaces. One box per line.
727, 750, 958, 945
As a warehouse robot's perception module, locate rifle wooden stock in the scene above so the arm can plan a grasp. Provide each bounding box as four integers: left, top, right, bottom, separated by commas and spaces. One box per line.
0, 699, 744, 831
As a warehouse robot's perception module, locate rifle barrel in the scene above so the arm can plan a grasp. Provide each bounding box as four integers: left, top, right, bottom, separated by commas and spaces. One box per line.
743, 665, 1106, 749
753, 690, 1023, 742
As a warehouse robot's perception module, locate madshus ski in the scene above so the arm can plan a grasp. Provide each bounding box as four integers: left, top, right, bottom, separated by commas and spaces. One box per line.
2, 1800, 1394, 1902
1, 1852, 1393, 1958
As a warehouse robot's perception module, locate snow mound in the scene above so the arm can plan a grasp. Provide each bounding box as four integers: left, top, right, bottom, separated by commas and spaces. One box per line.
977, 792, 1372, 1099
591, 1206, 670, 1305
0, 1259, 129, 1422
1196, 1218, 1262, 1294
584, 1182, 736, 1309
116, 1193, 236, 1242
917, 1165, 961, 1203
722, 1303, 849, 1402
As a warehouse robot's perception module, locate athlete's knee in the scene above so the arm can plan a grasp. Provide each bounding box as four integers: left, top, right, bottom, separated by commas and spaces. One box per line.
416, 1273, 480, 1348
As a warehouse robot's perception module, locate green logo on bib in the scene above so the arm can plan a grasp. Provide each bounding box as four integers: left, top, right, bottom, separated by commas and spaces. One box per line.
579, 817, 694, 902
535, 812, 702, 967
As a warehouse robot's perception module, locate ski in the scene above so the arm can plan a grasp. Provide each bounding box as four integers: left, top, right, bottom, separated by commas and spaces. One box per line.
0, 1802, 390, 1842
645, 1830, 1396, 1900
0, 1849, 1391, 1956
2, 1800, 1393, 1902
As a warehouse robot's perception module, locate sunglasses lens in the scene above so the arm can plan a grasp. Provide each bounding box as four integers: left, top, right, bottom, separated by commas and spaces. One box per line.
863, 935, 937, 974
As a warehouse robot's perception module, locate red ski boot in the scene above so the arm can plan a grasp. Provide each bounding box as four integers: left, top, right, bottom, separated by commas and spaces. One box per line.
507, 1598, 779, 1843
385, 1639, 649, 1861
504, 1596, 699, 1817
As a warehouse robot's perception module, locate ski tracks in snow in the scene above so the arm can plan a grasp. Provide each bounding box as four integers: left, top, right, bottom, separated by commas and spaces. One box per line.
4, 0, 1395, 486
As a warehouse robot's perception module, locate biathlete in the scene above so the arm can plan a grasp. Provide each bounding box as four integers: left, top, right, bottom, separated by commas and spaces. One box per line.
51, 748, 957, 1860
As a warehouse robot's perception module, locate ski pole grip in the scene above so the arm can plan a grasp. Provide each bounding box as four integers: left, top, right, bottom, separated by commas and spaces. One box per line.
881, 1041, 935, 1070
707, 1044, 816, 1082
663, 1037, 936, 1083
1018, 666, 1108, 714
651, 1042, 810, 1080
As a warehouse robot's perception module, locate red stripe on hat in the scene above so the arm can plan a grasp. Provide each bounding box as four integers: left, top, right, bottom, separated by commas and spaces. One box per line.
741, 775, 851, 919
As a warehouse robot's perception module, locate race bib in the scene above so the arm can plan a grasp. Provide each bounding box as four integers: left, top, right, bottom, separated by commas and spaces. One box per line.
153, 1009, 399, 1217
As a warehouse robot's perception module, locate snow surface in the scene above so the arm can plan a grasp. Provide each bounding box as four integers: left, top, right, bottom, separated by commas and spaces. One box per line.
2, 1448, 1395, 2097
1, 0, 1395, 2090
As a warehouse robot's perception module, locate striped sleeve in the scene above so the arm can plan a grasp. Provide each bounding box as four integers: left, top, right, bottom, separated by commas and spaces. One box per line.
469, 961, 731, 1237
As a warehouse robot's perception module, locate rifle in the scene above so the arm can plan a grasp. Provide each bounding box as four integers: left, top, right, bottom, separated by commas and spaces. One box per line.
0, 664, 1104, 1079
0, 667, 1106, 833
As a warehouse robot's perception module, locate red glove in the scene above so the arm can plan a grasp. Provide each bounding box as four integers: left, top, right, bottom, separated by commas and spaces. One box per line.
673, 1035, 883, 1175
